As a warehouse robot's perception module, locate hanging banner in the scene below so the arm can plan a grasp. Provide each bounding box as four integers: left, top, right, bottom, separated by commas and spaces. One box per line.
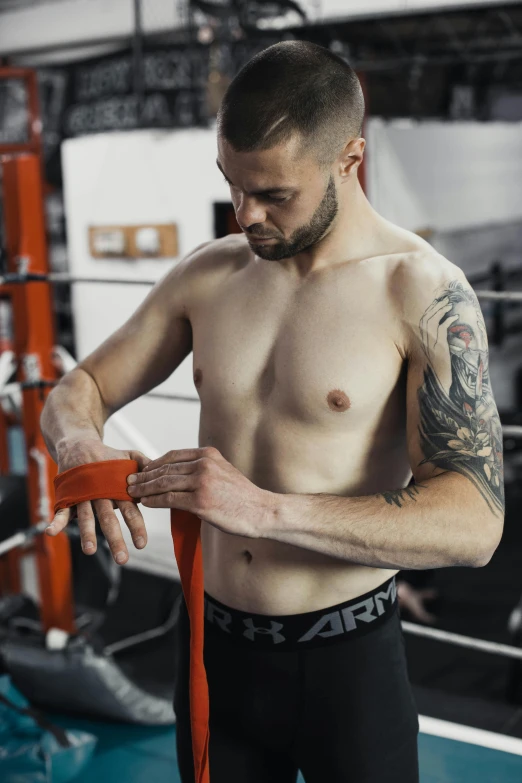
62, 45, 210, 137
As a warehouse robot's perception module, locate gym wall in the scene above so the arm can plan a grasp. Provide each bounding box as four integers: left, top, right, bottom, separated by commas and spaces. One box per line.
62, 125, 231, 577
366, 118, 522, 411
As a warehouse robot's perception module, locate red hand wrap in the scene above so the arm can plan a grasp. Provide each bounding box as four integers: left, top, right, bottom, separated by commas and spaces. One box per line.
53, 459, 210, 782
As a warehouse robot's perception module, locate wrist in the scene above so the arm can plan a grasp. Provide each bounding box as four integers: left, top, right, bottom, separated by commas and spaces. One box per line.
259, 490, 279, 539
259, 490, 296, 539
55, 433, 102, 463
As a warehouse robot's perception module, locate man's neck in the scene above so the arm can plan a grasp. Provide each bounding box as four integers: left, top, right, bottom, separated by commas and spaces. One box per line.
281, 184, 387, 276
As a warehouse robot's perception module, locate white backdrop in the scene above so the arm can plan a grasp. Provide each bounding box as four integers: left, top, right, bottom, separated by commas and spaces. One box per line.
366, 119, 522, 232
62, 126, 231, 577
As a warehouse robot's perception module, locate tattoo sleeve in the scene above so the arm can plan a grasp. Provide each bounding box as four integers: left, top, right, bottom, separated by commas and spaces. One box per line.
416, 279, 504, 515
380, 483, 428, 508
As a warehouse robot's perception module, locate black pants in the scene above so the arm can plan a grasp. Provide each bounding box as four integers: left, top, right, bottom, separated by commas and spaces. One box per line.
173, 576, 419, 783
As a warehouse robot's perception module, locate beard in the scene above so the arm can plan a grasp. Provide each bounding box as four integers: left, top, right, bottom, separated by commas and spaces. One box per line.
246, 175, 339, 261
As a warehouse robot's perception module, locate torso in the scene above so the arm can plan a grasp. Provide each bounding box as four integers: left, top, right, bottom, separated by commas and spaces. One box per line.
188, 234, 425, 615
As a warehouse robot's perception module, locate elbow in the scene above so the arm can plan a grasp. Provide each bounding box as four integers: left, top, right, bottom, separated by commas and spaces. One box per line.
471, 550, 495, 568
469, 517, 504, 568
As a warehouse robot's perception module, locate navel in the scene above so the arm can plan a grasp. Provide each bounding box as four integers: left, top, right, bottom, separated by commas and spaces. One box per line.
327, 389, 351, 412
194, 368, 203, 388
242, 550, 253, 564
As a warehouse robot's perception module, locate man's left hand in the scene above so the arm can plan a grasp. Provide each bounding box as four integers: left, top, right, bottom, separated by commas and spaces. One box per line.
127, 447, 273, 538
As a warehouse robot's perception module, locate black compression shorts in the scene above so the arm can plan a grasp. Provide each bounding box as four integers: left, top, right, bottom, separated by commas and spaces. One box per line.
173, 575, 419, 783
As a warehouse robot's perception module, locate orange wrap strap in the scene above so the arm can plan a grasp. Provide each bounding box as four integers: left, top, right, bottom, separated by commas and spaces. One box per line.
53, 459, 210, 783
53, 459, 139, 513
170, 511, 210, 783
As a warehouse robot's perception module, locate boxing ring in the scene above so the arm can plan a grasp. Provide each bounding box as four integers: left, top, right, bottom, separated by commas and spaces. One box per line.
2, 67, 522, 783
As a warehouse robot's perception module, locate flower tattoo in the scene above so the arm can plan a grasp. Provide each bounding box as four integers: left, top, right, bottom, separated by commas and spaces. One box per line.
417, 281, 504, 514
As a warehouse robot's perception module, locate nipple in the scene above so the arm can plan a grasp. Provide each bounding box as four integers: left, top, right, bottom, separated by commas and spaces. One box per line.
327, 389, 351, 412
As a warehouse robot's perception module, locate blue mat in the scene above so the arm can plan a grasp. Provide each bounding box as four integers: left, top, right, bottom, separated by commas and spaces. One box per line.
49, 714, 522, 783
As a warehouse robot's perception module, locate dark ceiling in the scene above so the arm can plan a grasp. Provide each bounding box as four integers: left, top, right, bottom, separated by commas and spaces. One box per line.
291, 2, 522, 119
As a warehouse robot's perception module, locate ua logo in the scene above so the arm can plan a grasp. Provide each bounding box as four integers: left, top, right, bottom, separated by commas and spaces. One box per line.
374, 580, 396, 616
205, 600, 232, 633
342, 597, 377, 631
243, 618, 286, 644
298, 611, 344, 643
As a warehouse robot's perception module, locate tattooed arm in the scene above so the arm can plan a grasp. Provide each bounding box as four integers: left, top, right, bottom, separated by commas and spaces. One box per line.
409, 278, 504, 511
263, 262, 504, 570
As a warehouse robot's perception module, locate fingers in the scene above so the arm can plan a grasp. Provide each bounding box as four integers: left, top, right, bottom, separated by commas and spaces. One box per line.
49, 447, 153, 564
75, 500, 98, 555
127, 464, 199, 499
420, 299, 442, 333
420, 300, 451, 353
117, 500, 148, 550
143, 446, 219, 473
425, 298, 454, 335
92, 498, 129, 565
142, 461, 196, 478
422, 296, 451, 320
413, 605, 437, 625
46, 500, 126, 562
420, 588, 439, 600
56, 497, 146, 564
128, 450, 152, 471
140, 491, 195, 510
45, 506, 71, 536
397, 582, 437, 625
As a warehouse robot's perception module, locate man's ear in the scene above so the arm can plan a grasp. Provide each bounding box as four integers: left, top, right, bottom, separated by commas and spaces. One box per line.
338, 137, 365, 181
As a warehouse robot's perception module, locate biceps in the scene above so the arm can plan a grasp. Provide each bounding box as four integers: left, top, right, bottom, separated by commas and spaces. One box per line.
406, 343, 504, 514
79, 293, 192, 415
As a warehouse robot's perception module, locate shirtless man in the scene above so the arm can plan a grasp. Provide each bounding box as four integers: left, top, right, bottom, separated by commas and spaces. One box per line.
41, 42, 504, 783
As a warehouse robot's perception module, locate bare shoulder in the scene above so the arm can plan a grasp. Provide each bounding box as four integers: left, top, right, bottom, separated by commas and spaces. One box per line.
389, 246, 469, 319
162, 233, 250, 313
178, 233, 250, 280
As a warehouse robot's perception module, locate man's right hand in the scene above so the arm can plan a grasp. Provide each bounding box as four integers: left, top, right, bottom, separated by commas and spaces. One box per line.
46, 438, 151, 565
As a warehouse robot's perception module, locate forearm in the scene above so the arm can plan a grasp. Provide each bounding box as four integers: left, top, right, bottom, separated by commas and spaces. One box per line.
40, 368, 107, 462
264, 471, 501, 570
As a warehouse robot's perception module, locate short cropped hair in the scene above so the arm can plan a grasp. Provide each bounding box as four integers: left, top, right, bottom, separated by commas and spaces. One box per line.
217, 41, 365, 166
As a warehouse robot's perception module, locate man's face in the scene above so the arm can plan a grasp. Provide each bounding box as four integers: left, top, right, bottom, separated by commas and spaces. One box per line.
216, 135, 339, 260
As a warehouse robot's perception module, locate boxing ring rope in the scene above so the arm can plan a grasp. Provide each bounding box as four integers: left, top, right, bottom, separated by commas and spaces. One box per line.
52, 345, 199, 405
0, 273, 159, 287
475, 290, 522, 303
401, 621, 522, 661
48, 274, 158, 286
3, 273, 522, 304
501, 425, 522, 438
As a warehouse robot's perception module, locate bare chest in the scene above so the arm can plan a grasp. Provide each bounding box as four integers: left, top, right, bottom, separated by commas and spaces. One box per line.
191, 269, 404, 430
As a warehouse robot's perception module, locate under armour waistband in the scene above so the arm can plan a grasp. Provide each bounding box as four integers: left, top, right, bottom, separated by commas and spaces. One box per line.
200, 576, 398, 650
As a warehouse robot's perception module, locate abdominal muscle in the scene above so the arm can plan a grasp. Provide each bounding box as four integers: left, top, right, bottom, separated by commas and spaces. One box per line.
202, 526, 398, 616
200, 445, 403, 616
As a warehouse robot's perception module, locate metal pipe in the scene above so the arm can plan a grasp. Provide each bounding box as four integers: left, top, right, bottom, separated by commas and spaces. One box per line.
476, 290, 522, 302
133, 0, 144, 127
6, 274, 522, 303
402, 620, 522, 661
